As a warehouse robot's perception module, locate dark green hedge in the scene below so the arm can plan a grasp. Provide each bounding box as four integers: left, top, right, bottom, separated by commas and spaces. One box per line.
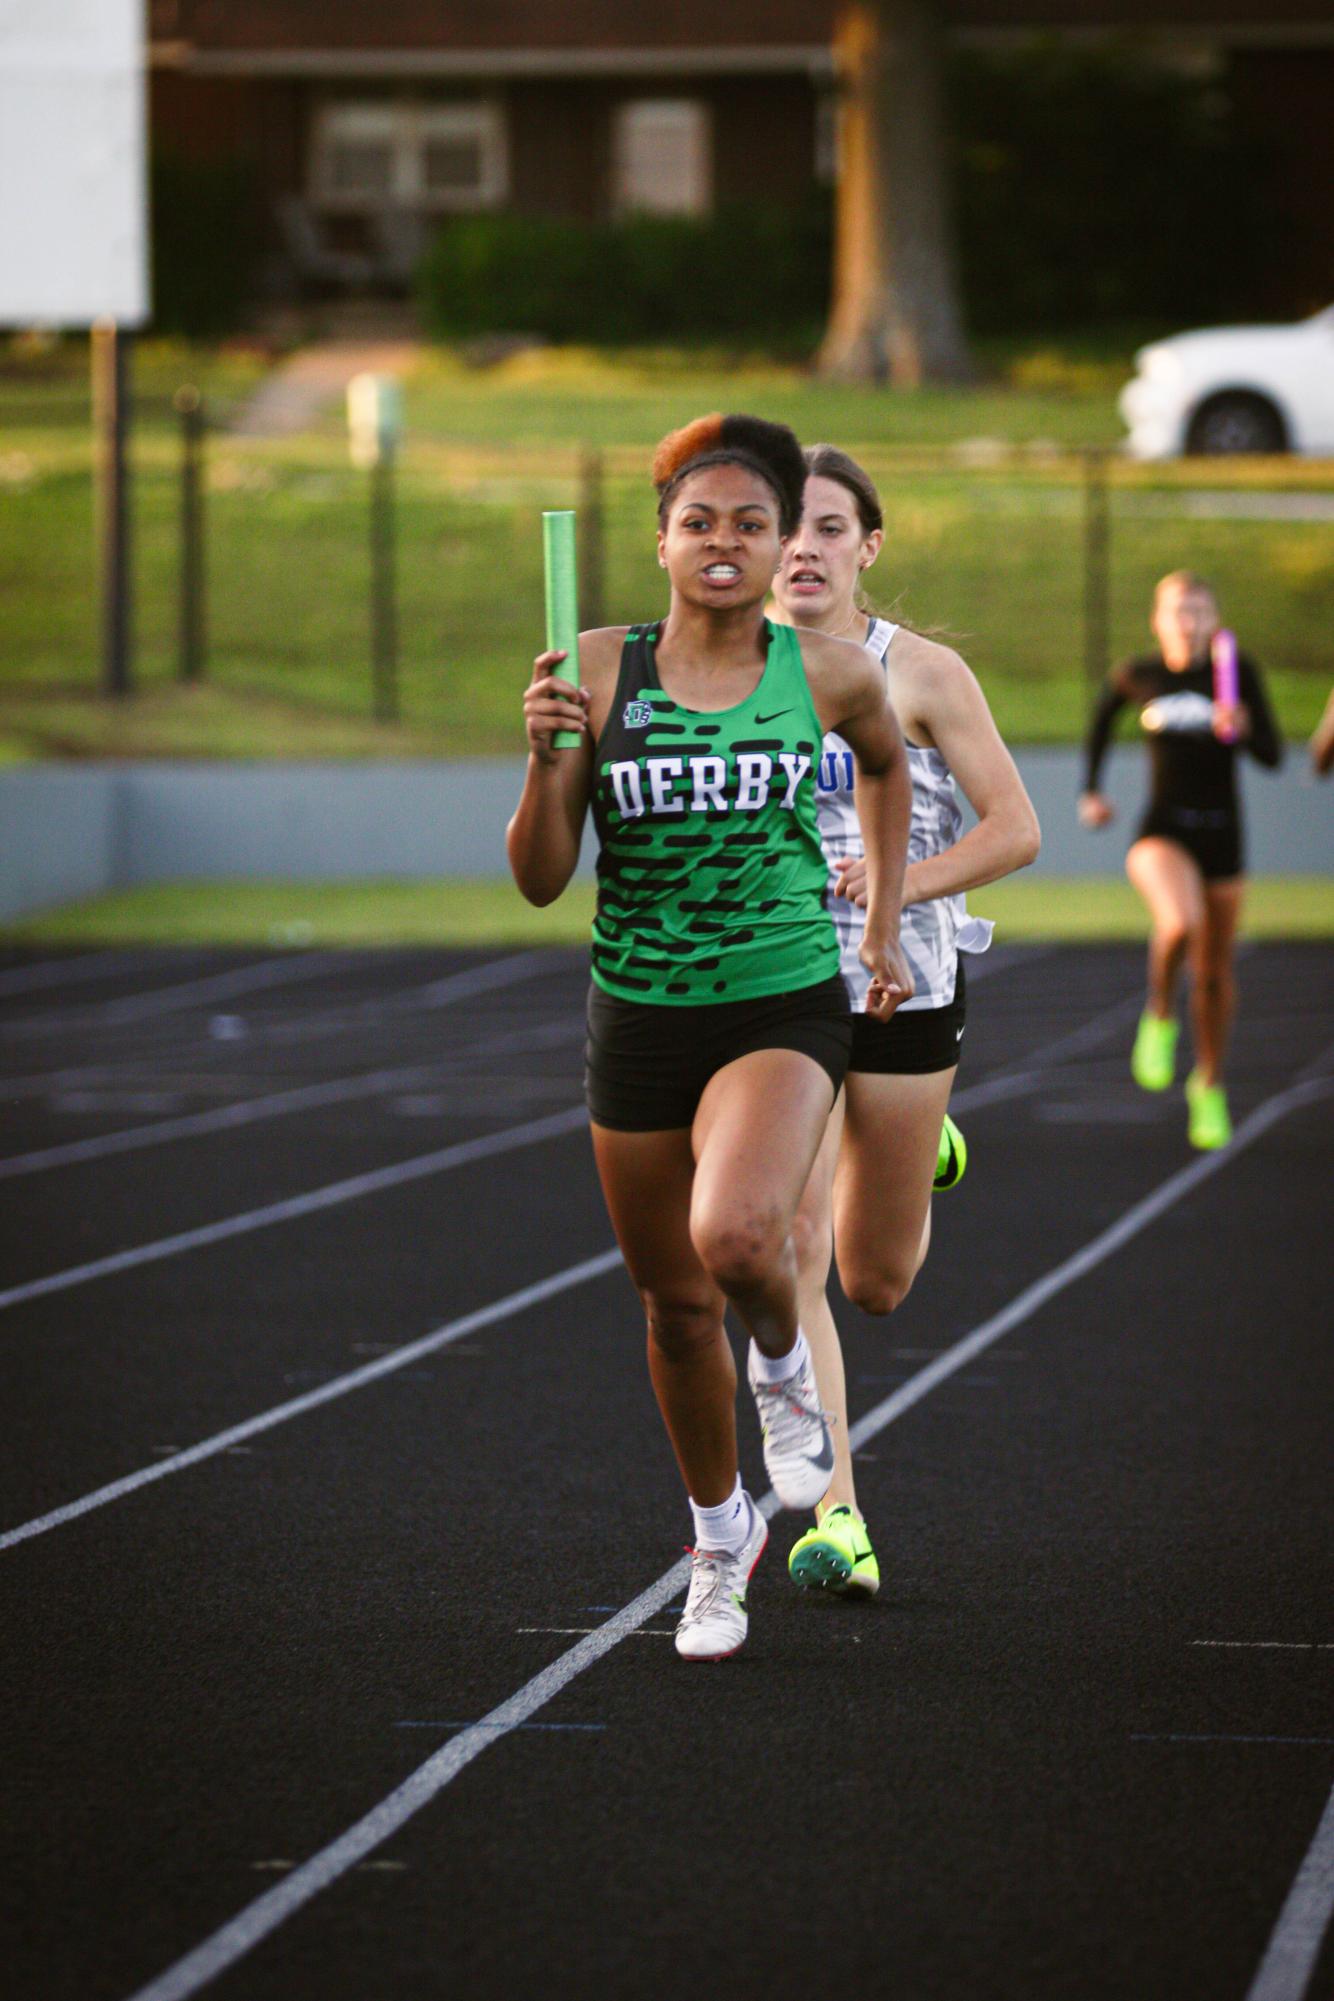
952, 44, 1280, 333
418, 49, 1283, 350
415, 201, 831, 347
151, 155, 262, 338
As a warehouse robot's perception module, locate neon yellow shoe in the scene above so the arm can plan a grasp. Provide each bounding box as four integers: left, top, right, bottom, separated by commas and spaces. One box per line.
1185, 1070, 1232, 1150
788, 1504, 880, 1598
1131, 1012, 1178, 1092
934, 1113, 967, 1192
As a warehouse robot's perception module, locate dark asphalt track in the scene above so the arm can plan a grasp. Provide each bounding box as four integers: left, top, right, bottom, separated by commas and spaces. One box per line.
0, 941, 1330, 2001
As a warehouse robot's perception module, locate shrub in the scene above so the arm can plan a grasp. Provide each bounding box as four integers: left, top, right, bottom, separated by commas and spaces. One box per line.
952, 44, 1280, 334
416, 201, 830, 348
151, 155, 262, 338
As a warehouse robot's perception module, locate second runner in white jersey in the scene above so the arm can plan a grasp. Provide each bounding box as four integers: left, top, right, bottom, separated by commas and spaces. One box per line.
817, 616, 994, 1011
771, 443, 1040, 1604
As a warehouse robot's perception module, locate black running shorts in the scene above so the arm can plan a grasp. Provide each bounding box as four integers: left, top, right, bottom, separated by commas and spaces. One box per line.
848, 957, 967, 1075
585, 973, 853, 1132
1137, 805, 1242, 882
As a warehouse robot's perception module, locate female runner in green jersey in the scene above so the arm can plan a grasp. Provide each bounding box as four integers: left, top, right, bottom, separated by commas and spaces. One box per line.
508, 415, 913, 1660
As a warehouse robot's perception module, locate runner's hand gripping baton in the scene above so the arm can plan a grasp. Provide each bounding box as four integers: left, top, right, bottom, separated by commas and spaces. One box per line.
1211, 627, 1240, 742
542, 510, 581, 750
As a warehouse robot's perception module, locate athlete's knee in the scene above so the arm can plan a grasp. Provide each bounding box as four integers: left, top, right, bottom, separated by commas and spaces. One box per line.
692, 1203, 786, 1297
642, 1289, 721, 1359
838, 1252, 916, 1318
1158, 913, 1198, 958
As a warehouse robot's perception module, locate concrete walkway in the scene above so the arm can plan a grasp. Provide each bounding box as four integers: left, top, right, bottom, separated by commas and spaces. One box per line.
229, 340, 422, 437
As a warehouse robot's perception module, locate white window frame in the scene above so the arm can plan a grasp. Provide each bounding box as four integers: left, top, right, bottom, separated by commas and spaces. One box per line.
612, 98, 711, 218
311, 100, 508, 213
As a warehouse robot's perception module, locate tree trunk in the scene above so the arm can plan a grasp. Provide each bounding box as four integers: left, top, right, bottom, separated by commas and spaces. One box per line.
818, 0, 974, 385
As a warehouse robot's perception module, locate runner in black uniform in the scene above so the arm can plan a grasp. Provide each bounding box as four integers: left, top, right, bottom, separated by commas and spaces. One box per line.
1079, 570, 1282, 1148
508, 414, 914, 1659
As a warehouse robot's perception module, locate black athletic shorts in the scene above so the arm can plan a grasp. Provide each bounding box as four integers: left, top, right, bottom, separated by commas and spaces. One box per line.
1137, 805, 1242, 882
585, 973, 853, 1132
849, 956, 967, 1075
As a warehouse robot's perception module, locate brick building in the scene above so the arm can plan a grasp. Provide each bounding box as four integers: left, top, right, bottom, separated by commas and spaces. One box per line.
147, 2, 1333, 304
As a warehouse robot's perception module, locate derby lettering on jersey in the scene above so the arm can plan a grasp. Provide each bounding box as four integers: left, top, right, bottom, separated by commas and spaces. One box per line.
606, 752, 812, 821
646, 757, 685, 814
609, 763, 646, 819
689, 756, 729, 813
735, 753, 773, 812
777, 753, 813, 808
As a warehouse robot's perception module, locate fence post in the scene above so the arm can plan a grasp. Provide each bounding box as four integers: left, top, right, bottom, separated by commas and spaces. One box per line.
578, 446, 605, 631
369, 451, 399, 724
348, 375, 402, 723
175, 386, 206, 683
92, 320, 132, 698
1082, 448, 1110, 702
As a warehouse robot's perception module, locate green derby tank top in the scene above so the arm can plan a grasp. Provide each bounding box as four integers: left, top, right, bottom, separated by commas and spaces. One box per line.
589, 619, 838, 1004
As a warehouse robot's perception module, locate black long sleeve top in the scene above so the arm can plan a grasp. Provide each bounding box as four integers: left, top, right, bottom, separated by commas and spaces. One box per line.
1082, 651, 1283, 817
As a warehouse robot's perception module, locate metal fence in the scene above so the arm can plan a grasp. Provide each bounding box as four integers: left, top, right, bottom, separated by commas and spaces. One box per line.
2, 390, 1331, 748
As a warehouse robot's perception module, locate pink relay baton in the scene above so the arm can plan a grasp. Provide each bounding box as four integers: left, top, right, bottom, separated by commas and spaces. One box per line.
1211, 628, 1240, 742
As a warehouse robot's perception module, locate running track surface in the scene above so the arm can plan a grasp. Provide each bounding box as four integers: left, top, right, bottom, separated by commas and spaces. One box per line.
1, 941, 1329, 2001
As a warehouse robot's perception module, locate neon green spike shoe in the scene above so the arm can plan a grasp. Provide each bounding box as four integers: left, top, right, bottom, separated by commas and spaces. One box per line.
1131, 1012, 1178, 1092
934, 1113, 967, 1192
788, 1505, 880, 1598
1185, 1069, 1232, 1150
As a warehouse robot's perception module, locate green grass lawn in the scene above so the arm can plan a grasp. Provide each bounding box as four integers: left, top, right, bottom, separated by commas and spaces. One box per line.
2, 340, 1331, 760
398, 339, 1131, 449
5, 875, 1331, 948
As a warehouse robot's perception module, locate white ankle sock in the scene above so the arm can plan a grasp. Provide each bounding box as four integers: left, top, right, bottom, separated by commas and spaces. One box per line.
690, 1477, 750, 1554
748, 1327, 810, 1386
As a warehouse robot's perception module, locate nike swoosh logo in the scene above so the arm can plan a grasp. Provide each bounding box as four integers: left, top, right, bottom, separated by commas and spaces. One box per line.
806, 1434, 835, 1474
754, 709, 793, 725
956, 1027, 965, 1040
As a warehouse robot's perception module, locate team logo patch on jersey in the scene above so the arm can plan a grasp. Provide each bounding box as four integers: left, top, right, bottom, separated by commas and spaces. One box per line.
622, 699, 654, 729
1142, 691, 1214, 737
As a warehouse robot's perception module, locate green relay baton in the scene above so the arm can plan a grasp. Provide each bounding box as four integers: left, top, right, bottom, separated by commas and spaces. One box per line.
542, 510, 581, 750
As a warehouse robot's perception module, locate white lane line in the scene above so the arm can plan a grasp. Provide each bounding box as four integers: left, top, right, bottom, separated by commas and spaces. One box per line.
132, 942, 1030, 1055
515, 1628, 675, 1638
216, 950, 559, 1047
0, 952, 560, 1096
1245, 1781, 1334, 2001
845, 1073, 1331, 1457
6, 959, 1052, 1178
0, 1063, 453, 1179
120, 1562, 696, 2001
3, 952, 359, 1033
0, 976, 1144, 1520
116, 1064, 1331, 2001
411, 950, 553, 1008
1193, 1642, 1334, 1652
394, 1721, 607, 1732
0, 1012, 587, 1182
1132, 1736, 1334, 1747
951, 989, 1144, 1115
0, 1011, 585, 1183
0, 950, 210, 999
0, 1249, 624, 1553
0, 1105, 589, 1315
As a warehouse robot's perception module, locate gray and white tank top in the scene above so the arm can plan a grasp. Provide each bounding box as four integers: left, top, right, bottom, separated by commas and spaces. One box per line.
815, 617, 994, 1011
